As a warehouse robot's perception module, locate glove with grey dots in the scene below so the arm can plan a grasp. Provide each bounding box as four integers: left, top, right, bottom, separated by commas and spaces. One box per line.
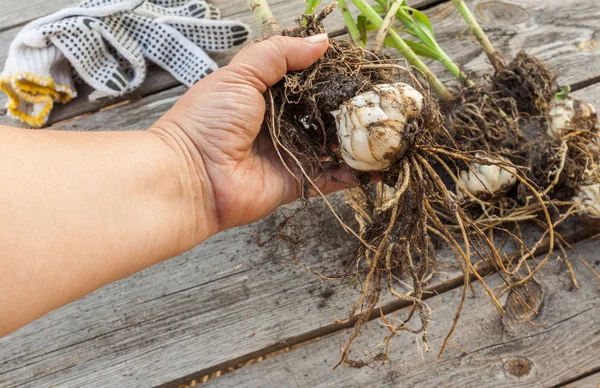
0, 0, 250, 127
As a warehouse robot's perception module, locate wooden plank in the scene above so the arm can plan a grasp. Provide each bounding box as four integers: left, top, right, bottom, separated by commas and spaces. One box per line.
0, 1, 599, 387
573, 82, 600, 108
0, 0, 77, 32
202, 239, 600, 388
3, 0, 599, 127
0, 0, 351, 126
563, 373, 600, 388
0, 78, 596, 387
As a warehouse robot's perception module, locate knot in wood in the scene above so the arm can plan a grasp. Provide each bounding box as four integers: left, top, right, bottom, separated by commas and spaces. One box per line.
501, 283, 544, 334
476, 2, 531, 25
504, 357, 533, 378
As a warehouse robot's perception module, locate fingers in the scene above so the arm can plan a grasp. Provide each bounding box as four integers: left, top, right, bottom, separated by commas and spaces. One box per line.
283, 164, 381, 205
229, 34, 329, 92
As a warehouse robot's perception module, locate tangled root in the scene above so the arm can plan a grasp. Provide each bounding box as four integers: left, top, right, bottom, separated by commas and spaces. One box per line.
530, 133, 599, 198
261, 8, 563, 369
493, 51, 557, 116
444, 86, 524, 159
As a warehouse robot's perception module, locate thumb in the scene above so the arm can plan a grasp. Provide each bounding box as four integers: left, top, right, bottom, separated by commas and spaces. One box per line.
228, 34, 329, 92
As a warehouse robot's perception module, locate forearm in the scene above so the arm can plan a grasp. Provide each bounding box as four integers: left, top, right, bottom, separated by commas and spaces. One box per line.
0, 126, 210, 336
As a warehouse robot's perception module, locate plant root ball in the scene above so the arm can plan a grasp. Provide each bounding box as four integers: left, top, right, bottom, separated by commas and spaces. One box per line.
493, 51, 557, 116
443, 86, 524, 158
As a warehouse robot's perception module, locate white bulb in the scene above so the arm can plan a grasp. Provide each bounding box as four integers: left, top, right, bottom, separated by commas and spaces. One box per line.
331, 83, 424, 171
573, 184, 600, 218
457, 153, 517, 199
548, 97, 597, 138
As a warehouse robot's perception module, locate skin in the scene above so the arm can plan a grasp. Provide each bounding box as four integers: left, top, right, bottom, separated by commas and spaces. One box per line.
0, 34, 361, 337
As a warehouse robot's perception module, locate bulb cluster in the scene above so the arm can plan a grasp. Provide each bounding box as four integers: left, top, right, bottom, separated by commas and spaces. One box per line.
548, 97, 597, 138
457, 153, 517, 199
331, 83, 424, 171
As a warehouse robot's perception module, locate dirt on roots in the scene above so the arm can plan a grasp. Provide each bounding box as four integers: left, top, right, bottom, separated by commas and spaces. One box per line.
255, 7, 572, 368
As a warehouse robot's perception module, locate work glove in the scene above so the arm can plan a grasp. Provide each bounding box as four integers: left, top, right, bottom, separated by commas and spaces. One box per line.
0, 0, 250, 127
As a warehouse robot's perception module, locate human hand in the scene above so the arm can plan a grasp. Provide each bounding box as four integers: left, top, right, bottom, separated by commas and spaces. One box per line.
150, 34, 360, 237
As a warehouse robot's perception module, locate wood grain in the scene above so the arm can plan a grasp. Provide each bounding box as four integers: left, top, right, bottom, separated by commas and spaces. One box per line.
0, 0, 599, 387
203, 239, 600, 388
573, 82, 600, 109
0, 0, 77, 32
2, 0, 599, 127
421, 0, 600, 89
563, 373, 600, 388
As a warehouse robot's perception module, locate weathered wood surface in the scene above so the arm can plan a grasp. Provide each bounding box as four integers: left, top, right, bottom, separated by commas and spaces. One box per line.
204, 239, 600, 388
422, 0, 600, 89
0, 195, 471, 388
0, 0, 599, 387
0, 0, 76, 32
2, 0, 599, 127
0, 0, 359, 125
573, 82, 600, 109
564, 373, 600, 388
0, 79, 595, 387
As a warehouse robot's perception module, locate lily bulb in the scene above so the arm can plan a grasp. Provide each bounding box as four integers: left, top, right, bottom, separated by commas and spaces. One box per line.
573, 184, 600, 218
331, 83, 424, 171
457, 153, 517, 199
548, 97, 597, 138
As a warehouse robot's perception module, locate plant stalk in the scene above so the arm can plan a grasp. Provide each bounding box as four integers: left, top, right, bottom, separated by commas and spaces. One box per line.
373, 0, 402, 53
452, 0, 506, 72
338, 0, 364, 47
437, 51, 472, 86
373, 0, 472, 86
304, 0, 323, 15
351, 0, 454, 102
248, 0, 281, 38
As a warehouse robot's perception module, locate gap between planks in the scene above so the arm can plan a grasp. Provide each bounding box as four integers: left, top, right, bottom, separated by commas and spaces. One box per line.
190, 239, 600, 388
553, 368, 600, 388
158, 227, 600, 388
0, 1, 596, 386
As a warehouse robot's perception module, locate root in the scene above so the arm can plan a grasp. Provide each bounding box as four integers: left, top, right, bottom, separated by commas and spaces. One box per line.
493, 51, 557, 116
256, 11, 583, 370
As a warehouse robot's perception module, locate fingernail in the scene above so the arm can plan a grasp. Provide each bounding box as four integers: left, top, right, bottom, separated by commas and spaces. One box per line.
304, 33, 328, 44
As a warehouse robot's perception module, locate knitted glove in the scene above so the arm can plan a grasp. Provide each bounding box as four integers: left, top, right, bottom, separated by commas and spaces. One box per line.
0, 0, 250, 127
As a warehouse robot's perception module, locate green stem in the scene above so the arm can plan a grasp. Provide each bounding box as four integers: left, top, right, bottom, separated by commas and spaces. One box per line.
304, 0, 322, 15
338, 0, 364, 47
452, 0, 506, 72
247, 0, 280, 38
351, 0, 454, 102
439, 55, 474, 87
373, 0, 472, 85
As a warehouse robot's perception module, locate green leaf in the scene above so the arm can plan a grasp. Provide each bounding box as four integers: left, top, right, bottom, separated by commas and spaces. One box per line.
403, 39, 442, 60
384, 35, 441, 61
371, 5, 387, 14
406, 7, 435, 40
396, 7, 437, 49
555, 85, 571, 101
304, 0, 322, 15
